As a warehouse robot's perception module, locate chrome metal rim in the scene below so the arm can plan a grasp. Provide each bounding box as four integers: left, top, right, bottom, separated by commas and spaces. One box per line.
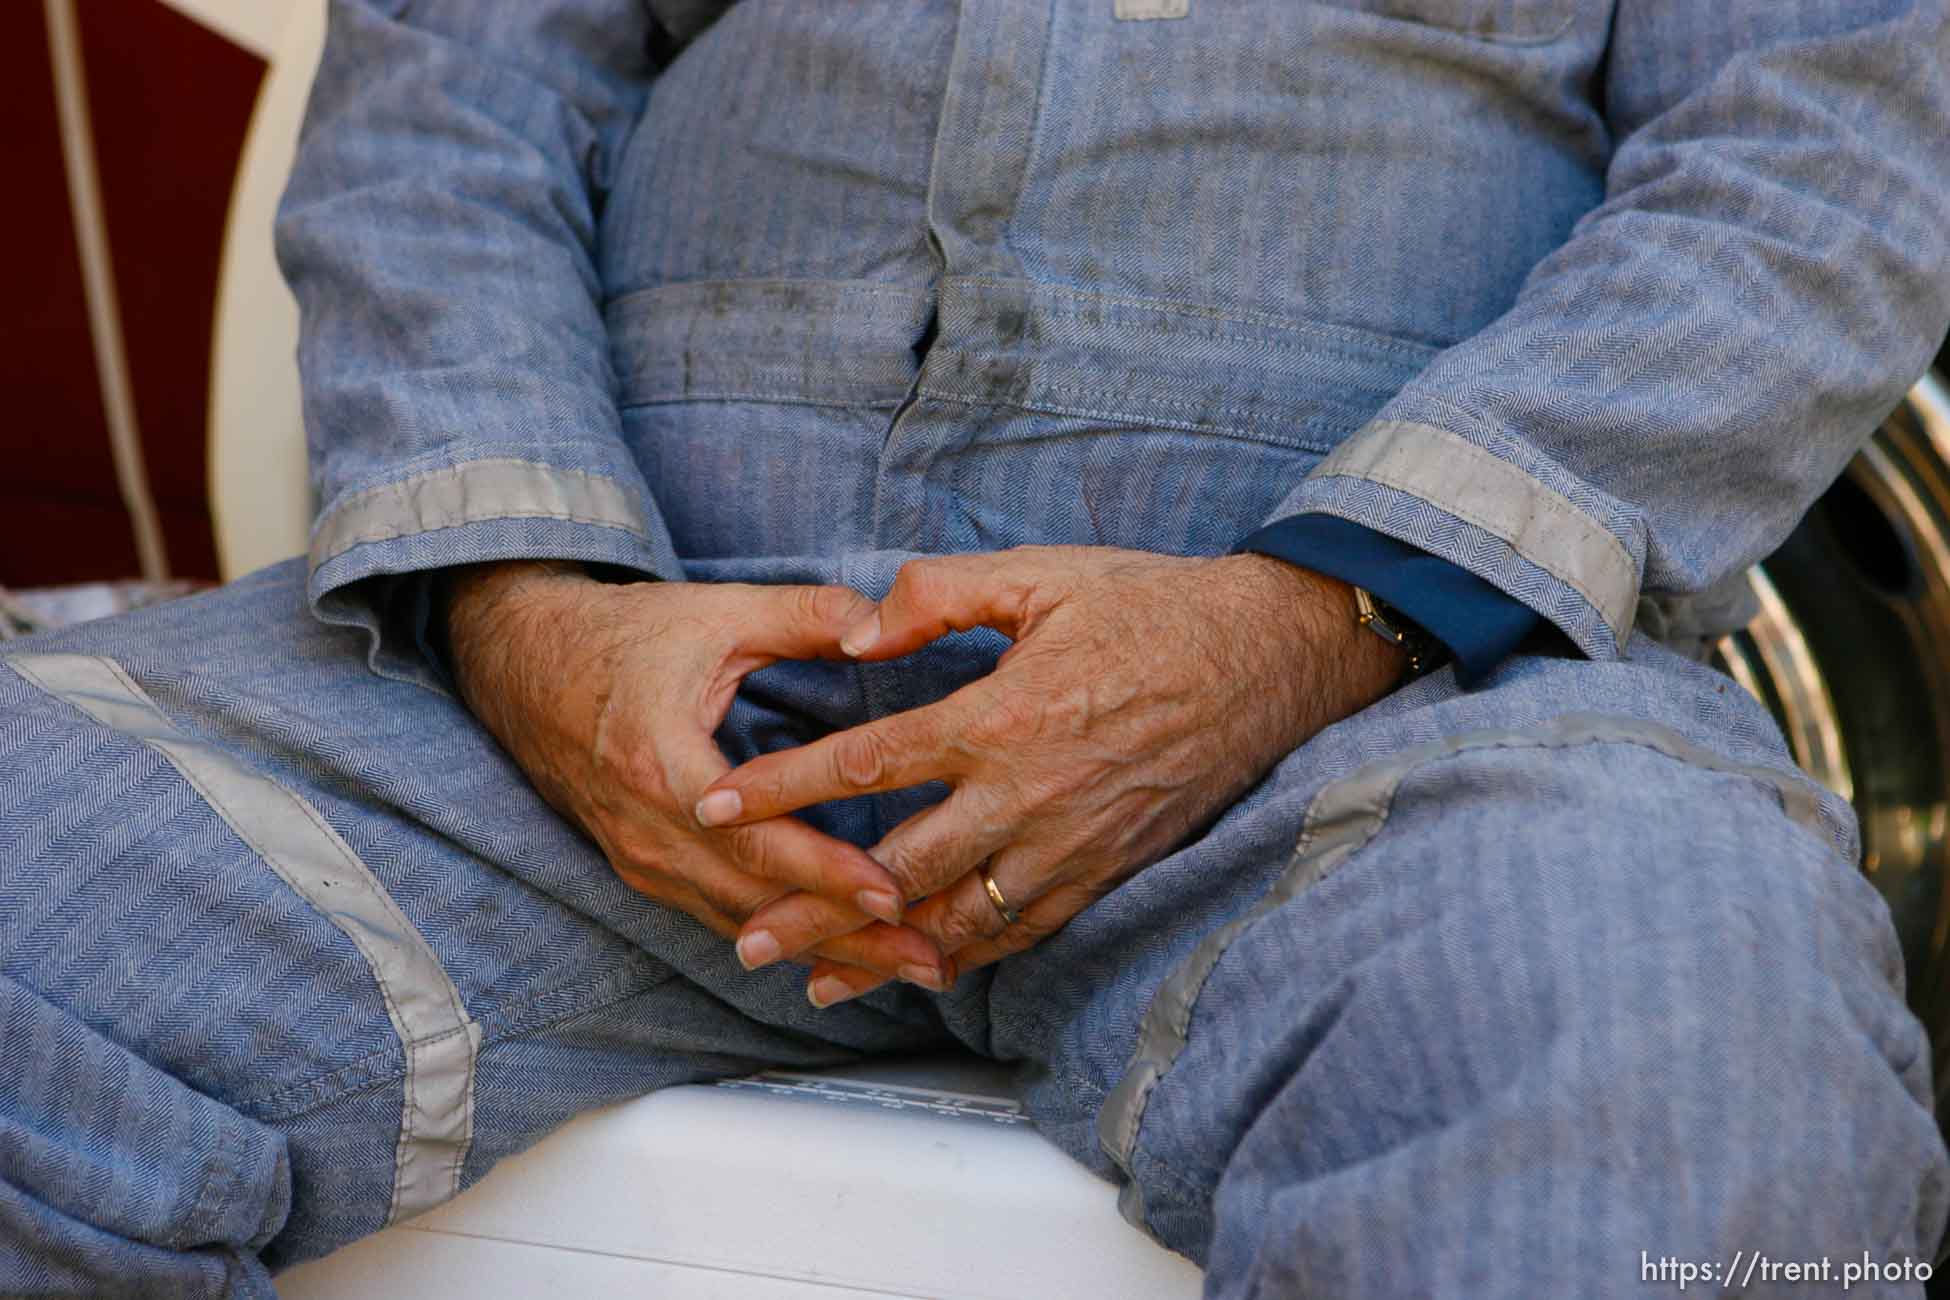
1717, 369, 1950, 1098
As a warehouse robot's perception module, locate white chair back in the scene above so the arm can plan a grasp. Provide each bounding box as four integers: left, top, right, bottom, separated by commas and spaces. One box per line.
207, 0, 324, 580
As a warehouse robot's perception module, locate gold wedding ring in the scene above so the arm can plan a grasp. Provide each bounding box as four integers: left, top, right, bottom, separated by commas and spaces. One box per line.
982, 870, 1020, 927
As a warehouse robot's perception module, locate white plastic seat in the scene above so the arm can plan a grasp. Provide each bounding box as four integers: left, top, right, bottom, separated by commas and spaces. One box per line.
208, 6, 1202, 1296
276, 1058, 1200, 1298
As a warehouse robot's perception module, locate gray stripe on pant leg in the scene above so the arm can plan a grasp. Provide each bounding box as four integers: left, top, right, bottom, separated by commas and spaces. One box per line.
7, 652, 481, 1225
1096, 711, 1827, 1233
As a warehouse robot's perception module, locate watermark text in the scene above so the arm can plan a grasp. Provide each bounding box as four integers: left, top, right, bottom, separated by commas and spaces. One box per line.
1642, 1250, 1932, 1290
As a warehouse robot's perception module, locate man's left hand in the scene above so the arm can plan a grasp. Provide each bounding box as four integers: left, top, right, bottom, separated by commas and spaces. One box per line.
694, 544, 1408, 1006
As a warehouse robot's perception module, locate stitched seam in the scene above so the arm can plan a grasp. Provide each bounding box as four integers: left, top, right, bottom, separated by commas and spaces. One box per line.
1324, 0, 1575, 45
169, 1107, 243, 1251
320, 458, 629, 518
232, 1022, 482, 1118
452, 1024, 479, 1200
951, 276, 1441, 357
1324, 460, 1618, 610
1458, 5, 1575, 45
624, 339, 1404, 403
1309, 464, 1633, 642
1029, 378, 1378, 423
269, 966, 688, 1131
314, 442, 623, 503
616, 363, 911, 389
244, 961, 671, 1119
235, 1045, 395, 1113
1329, 420, 1637, 586
249, 751, 469, 1217
961, 302, 1438, 363
1288, 499, 1622, 662
1411, 391, 1647, 544
915, 384, 1347, 451
1128, 1142, 1216, 1211
389, 1029, 416, 1222
1000, 6, 1066, 276
272, 780, 470, 1035
605, 279, 929, 315
618, 391, 907, 411
229, 1021, 472, 1112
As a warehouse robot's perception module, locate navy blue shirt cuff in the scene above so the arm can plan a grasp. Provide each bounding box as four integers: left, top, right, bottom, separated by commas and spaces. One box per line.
1235, 514, 1540, 687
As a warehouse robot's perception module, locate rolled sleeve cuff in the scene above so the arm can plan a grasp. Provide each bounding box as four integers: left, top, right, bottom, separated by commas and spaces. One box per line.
308, 456, 679, 585
305, 457, 684, 686
1235, 514, 1539, 686
1267, 417, 1646, 661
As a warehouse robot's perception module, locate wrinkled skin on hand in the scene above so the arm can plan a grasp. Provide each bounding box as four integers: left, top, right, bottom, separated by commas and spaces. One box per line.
693, 545, 1407, 1006
440, 560, 953, 988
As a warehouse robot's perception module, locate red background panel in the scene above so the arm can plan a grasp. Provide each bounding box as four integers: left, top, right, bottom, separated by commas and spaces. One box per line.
1, 0, 263, 587
0, 0, 130, 586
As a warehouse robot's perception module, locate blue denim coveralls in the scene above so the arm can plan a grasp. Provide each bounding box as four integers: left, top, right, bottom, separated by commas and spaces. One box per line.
4, 0, 1950, 1294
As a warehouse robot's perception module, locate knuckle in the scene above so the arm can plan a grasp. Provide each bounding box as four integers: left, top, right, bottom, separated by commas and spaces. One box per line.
790, 584, 832, 627
773, 901, 841, 952
890, 559, 939, 609
723, 824, 774, 873
619, 849, 667, 885
812, 584, 870, 626
967, 692, 1039, 748
608, 828, 665, 877
756, 764, 799, 815
610, 862, 661, 898
874, 841, 931, 896
937, 893, 997, 950
728, 883, 780, 922
832, 729, 889, 791
819, 923, 892, 967
701, 873, 770, 922
1017, 910, 1063, 943
1020, 765, 1084, 814
618, 748, 674, 804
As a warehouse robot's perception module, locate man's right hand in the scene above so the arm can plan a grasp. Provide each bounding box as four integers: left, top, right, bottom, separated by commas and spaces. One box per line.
439, 560, 951, 989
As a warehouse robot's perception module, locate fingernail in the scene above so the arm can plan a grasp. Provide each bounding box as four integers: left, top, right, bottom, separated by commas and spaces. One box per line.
856, 889, 902, 925
898, 964, 947, 992
694, 789, 741, 827
736, 930, 781, 971
839, 612, 880, 657
808, 975, 856, 1008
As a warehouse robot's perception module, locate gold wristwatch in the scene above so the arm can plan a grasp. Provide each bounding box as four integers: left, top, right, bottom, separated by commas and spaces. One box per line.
1353, 586, 1449, 681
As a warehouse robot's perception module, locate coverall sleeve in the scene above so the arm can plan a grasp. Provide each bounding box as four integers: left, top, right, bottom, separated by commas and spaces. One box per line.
275, 0, 684, 665
1237, 514, 1540, 685
1258, 0, 1950, 661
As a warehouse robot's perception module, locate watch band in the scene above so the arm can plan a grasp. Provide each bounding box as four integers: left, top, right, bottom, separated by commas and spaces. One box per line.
1353, 586, 1450, 681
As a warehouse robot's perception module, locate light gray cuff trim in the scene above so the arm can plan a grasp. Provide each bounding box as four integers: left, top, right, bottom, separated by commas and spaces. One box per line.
9, 652, 480, 1225
1313, 419, 1640, 650
309, 458, 652, 571
1097, 711, 1826, 1236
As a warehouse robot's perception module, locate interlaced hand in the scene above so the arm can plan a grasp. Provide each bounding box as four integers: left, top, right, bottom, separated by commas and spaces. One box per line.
690, 546, 1406, 1006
